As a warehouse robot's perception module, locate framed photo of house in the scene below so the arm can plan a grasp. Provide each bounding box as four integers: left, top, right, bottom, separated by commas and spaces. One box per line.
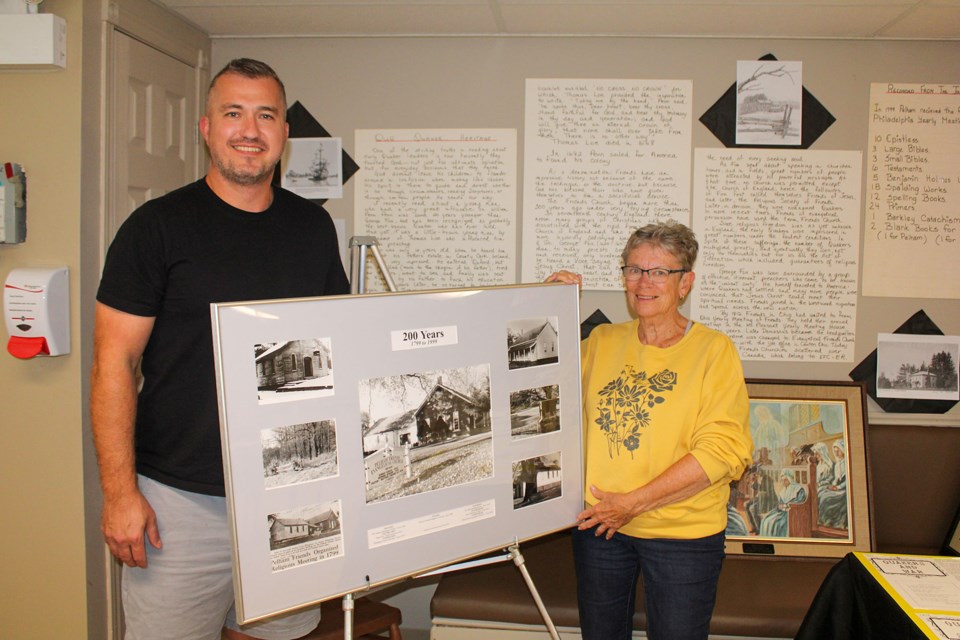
724, 379, 873, 558
211, 283, 583, 623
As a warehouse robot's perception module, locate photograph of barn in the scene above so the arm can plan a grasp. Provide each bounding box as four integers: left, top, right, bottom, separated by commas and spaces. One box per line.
261, 419, 339, 489
507, 317, 559, 370
254, 337, 335, 404
512, 452, 562, 509
359, 364, 493, 504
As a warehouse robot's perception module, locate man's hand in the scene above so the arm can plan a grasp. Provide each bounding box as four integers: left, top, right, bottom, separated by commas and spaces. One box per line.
101, 489, 162, 568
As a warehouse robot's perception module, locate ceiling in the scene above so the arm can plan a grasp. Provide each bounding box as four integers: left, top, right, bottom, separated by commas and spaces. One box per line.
153, 0, 960, 40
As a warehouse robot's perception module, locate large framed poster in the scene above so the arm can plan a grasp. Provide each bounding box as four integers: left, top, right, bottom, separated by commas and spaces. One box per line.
211, 283, 583, 623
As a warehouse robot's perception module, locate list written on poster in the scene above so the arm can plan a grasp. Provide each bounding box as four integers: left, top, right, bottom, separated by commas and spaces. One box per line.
522, 79, 692, 290
863, 82, 960, 299
691, 149, 862, 362
355, 129, 517, 291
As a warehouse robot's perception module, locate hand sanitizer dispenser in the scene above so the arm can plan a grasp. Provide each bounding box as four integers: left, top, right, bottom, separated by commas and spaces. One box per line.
4, 266, 70, 358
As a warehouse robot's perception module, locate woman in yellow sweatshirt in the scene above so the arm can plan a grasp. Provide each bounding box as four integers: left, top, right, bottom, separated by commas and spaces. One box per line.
547, 220, 752, 640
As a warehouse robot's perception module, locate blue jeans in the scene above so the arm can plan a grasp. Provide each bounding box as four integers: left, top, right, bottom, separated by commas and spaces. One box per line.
572, 527, 725, 640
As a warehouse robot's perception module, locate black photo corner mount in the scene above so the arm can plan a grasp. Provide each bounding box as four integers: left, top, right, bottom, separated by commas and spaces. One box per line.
699, 53, 836, 150
272, 100, 360, 205
849, 309, 958, 415
580, 308, 611, 341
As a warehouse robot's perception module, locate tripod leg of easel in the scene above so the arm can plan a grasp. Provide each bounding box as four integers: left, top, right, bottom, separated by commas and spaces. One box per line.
349, 236, 398, 294
341, 592, 355, 640
509, 544, 561, 640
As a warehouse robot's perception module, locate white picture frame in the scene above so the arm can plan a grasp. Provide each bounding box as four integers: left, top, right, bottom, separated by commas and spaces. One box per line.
211, 283, 583, 623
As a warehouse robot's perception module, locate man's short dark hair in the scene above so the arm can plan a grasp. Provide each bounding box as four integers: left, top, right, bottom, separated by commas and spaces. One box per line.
208, 58, 287, 113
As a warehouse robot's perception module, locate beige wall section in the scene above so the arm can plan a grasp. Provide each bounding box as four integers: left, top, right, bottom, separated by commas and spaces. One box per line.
212, 36, 960, 389
0, 0, 88, 637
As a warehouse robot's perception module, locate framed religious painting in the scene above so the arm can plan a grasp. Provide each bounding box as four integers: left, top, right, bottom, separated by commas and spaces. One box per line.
725, 379, 874, 558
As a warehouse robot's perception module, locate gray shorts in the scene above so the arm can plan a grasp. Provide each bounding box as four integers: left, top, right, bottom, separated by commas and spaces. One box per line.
122, 475, 322, 640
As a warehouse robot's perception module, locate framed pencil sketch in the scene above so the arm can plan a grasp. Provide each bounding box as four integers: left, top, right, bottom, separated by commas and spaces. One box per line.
211, 283, 583, 623
725, 379, 873, 558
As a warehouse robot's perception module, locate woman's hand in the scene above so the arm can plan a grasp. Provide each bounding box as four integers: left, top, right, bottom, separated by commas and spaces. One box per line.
544, 270, 583, 287
576, 485, 639, 540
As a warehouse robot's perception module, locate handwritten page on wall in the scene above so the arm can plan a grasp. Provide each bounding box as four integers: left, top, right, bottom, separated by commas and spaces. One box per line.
354, 129, 517, 291
691, 149, 862, 362
863, 83, 960, 299
521, 79, 692, 289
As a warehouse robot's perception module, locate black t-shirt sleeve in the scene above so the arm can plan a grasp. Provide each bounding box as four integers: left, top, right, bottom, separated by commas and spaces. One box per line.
96, 206, 167, 318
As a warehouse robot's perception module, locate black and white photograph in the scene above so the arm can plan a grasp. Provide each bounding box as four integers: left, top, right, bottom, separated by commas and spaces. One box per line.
254, 338, 335, 404
736, 60, 802, 145
512, 452, 562, 510
267, 500, 343, 573
509, 384, 561, 440
281, 137, 343, 199
507, 316, 559, 370
876, 333, 960, 400
359, 364, 493, 504
261, 419, 338, 489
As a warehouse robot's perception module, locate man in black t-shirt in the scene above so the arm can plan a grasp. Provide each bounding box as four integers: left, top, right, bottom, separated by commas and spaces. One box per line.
91, 58, 348, 640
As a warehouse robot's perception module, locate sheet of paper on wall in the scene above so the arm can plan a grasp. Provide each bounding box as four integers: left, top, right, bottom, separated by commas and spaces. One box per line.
736, 60, 803, 146
875, 333, 960, 401
354, 129, 517, 291
520, 79, 692, 290
282, 137, 343, 200
690, 148, 862, 362
862, 82, 960, 299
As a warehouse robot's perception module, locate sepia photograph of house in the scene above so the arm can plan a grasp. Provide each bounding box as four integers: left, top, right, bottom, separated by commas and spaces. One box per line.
267, 500, 344, 573
512, 452, 562, 510
506, 317, 559, 370
261, 419, 339, 489
510, 384, 560, 440
359, 364, 493, 504
254, 337, 336, 405
876, 333, 960, 401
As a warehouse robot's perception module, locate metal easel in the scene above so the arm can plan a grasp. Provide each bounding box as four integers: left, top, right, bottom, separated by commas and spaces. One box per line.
338, 235, 396, 640
417, 539, 561, 640
349, 236, 397, 294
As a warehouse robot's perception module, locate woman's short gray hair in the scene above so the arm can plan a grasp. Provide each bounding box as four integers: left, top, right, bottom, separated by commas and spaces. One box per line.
621, 220, 699, 271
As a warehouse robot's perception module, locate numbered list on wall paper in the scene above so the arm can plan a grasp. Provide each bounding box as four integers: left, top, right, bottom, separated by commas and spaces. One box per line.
864, 83, 960, 299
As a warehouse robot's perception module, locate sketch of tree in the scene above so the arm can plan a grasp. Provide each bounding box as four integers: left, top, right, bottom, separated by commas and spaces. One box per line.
737, 63, 796, 95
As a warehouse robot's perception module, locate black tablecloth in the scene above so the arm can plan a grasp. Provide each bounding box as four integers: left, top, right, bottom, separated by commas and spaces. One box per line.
795, 553, 927, 640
